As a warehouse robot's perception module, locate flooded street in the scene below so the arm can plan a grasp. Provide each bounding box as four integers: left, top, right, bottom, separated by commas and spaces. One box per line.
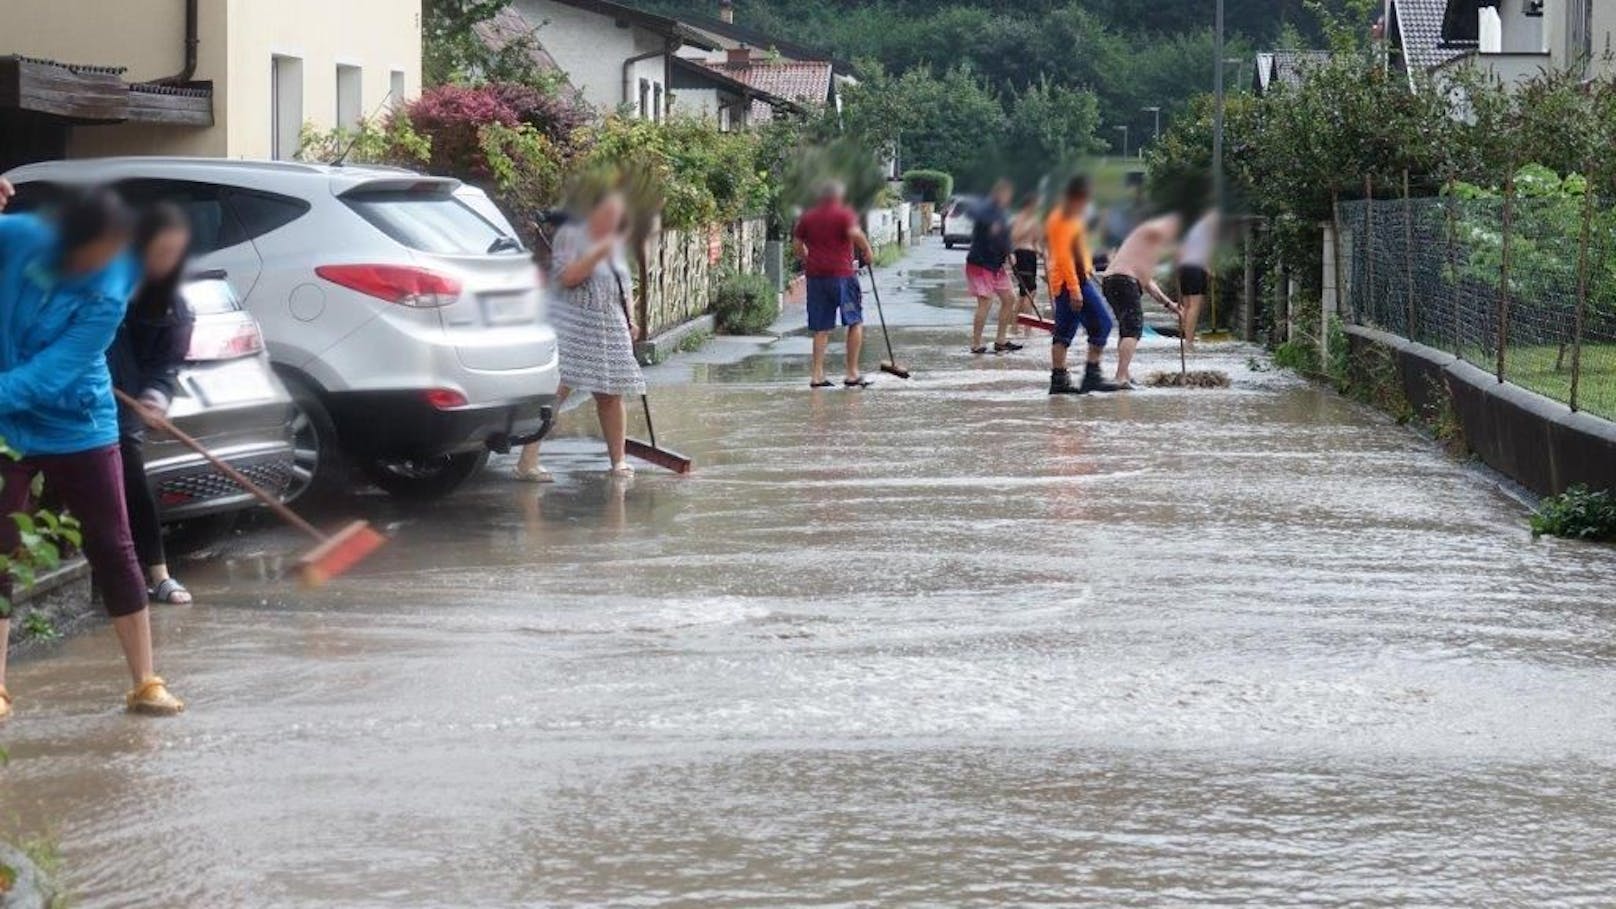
3, 239, 1615, 906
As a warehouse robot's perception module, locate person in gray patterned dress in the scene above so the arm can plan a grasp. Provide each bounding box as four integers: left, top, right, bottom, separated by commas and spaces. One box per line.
516, 191, 647, 481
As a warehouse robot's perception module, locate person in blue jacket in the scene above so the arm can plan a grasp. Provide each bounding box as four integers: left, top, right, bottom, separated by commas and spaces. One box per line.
0, 179, 185, 721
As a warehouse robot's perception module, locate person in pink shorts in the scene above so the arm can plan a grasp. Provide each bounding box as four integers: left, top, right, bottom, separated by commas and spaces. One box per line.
964, 179, 1023, 355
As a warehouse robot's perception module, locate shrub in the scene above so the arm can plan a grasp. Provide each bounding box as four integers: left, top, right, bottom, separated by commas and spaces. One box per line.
0, 441, 80, 621
713, 271, 779, 335
902, 169, 953, 204
1531, 486, 1616, 542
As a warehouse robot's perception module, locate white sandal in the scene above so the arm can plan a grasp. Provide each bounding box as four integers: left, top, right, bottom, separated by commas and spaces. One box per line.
514, 464, 555, 484
609, 462, 636, 478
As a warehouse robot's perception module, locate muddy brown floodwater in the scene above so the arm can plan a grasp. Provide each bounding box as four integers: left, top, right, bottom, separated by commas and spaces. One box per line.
2, 240, 1615, 907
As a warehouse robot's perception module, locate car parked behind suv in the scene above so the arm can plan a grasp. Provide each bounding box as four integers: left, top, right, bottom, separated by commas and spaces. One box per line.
145, 274, 298, 524
4, 158, 560, 502
941, 196, 980, 250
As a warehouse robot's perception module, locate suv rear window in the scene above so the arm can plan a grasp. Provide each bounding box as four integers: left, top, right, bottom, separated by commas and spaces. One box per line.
344, 192, 522, 256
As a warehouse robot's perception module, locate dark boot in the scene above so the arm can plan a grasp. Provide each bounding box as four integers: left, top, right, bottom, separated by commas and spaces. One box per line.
1049, 368, 1086, 395
1079, 363, 1120, 393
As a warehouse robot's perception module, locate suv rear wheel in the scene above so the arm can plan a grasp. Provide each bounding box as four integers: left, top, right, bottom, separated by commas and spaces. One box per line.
279, 374, 348, 505
362, 451, 489, 501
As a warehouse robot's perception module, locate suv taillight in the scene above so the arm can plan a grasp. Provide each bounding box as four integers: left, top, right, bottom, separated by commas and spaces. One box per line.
316, 264, 462, 308
187, 316, 265, 361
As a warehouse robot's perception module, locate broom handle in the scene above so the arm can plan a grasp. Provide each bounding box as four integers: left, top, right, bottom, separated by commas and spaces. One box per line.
866, 263, 899, 363
613, 272, 659, 449
115, 389, 326, 542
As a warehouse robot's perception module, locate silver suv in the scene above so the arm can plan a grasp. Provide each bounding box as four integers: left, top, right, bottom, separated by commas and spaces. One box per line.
5, 158, 559, 501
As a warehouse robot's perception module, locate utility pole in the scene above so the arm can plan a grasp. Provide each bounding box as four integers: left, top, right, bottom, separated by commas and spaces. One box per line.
1143, 106, 1161, 145
1213, 0, 1225, 212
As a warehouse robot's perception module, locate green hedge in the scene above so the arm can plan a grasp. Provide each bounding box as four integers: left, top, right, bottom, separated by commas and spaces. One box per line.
902, 169, 954, 204
713, 272, 779, 335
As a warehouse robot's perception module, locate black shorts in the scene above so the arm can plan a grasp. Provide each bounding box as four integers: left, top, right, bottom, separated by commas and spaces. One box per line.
1013, 249, 1039, 297
1177, 264, 1210, 296
1101, 274, 1145, 340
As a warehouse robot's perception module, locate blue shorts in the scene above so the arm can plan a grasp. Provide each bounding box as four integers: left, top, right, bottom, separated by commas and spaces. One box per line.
1052, 279, 1113, 349
806, 276, 863, 332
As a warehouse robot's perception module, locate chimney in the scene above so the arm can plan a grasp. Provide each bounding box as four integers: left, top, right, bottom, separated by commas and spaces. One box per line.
726, 45, 754, 68
719, 0, 734, 24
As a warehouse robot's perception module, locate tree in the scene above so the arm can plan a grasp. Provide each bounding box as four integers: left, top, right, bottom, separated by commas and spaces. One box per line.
1005, 77, 1103, 185
842, 64, 1007, 191
423, 0, 553, 87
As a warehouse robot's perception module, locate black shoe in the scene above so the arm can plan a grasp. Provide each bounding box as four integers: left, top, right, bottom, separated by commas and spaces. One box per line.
970, 346, 989, 355
1079, 364, 1121, 393
994, 341, 1024, 354
1049, 368, 1086, 395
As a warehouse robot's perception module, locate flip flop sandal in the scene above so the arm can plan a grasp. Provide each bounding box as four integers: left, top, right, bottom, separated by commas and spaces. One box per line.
810, 380, 836, 389
844, 377, 874, 388
609, 462, 636, 478
150, 577, 192, 605
0, 687, 12, 722
514, 465, 555, 484
970, 346, 989, 355
994, 341, 1025, 353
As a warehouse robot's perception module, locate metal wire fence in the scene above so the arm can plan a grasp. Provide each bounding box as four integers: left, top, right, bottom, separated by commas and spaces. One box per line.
1339, 185, 1616, 421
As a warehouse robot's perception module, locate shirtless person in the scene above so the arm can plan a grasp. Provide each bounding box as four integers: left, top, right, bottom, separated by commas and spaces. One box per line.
1099, 214, 1183, 388
1010, 193, 1044, 334
1175, 210, 1218, 352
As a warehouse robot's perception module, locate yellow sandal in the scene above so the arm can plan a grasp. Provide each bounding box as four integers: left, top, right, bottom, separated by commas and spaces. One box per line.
126, 676, 185, 716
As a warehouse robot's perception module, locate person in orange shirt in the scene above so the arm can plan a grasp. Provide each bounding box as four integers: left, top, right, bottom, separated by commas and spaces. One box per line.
1044, 176, 1117, 395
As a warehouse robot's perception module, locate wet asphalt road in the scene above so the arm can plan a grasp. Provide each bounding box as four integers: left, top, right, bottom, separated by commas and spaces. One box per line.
2, 238, 1615, 907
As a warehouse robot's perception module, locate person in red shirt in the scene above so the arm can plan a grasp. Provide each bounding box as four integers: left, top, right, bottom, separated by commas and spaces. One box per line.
793, 181, 876, 388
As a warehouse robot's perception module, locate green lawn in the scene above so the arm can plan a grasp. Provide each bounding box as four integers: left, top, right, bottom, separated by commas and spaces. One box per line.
1497, 345, 1616, 421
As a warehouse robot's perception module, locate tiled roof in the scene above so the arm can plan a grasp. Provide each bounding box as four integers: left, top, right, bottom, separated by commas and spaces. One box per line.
474, 7, 564, 76
1255, 50, 1332, 93
708, 59, 832, 108
1392, 0, 1469, 74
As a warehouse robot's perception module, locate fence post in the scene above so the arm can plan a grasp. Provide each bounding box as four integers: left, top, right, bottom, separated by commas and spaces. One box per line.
1403, 170, 1416, 340
1445, 178, 1460, 356
1569, 166, 1595, 412
1242, 221, 1257, 341
1327, 189, 1345, 362
1364, 175, 1375, 325
1496, 170, 1515, 384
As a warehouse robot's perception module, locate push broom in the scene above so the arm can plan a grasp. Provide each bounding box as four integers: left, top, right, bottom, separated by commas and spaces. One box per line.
116, 389, 386, 587
613, 275, 693, 474
865, 262, 911, 379
1147, 309, 1231, 389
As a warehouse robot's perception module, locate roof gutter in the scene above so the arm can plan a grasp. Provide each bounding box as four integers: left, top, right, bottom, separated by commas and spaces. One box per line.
157, 0, 199, 85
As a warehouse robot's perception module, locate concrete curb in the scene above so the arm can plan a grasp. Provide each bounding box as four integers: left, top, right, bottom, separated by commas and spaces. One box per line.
635, 314, 716, 366
1344, 324, 1616, 496
5, 559, 92, 657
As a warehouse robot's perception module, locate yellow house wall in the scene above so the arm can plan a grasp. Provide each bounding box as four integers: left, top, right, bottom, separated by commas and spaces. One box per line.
0, 0, 419, 161
225, 0, 421, 158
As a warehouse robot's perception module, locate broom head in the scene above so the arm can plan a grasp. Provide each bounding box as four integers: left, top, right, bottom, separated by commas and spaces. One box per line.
1146, 370, 1232, 389
626, 438, 694, 474
1016, 314, 1055, 333
880, 362, 912, 380
296, 520, 387, 588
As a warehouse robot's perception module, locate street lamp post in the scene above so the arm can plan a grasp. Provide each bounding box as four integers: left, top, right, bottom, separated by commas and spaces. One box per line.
1115, 125, 1130, 159
1213, 0, 1225, 212
1143, 106, 1162, 146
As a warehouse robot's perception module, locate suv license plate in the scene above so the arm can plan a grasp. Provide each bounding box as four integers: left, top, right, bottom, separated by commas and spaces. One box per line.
483, 292, 536, 326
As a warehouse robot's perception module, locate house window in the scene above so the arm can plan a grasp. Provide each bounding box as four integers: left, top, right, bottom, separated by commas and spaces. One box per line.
271, 55, 304, 161
336, 64, 363, 132
389, 69, 407, 107
654, 83, 665, 121
638, 78, 651, 119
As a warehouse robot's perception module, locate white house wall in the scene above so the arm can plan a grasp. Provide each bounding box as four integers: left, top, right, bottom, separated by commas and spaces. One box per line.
516, 0, 669, 116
